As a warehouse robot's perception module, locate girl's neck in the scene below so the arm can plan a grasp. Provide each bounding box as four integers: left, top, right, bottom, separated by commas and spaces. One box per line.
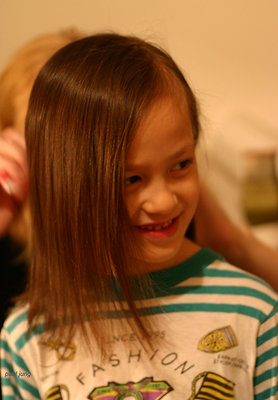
129, 238, 201, 275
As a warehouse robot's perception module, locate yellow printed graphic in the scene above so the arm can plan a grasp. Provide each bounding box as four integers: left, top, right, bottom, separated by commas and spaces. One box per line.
188, 371, 235, 400
198, 326, 238, 353
44, 384, 70, 400
40, 340, 76, 361
88, 377, 173, 399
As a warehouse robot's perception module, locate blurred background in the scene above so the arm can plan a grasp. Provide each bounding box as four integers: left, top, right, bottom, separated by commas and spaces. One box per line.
1, 0, 277, 247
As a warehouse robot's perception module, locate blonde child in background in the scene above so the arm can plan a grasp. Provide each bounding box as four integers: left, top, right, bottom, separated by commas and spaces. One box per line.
0, 28, 84, 329
1, 33, 277, 399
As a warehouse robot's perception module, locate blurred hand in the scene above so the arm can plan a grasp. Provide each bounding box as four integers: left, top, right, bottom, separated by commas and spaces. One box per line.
0, 127, 28, 238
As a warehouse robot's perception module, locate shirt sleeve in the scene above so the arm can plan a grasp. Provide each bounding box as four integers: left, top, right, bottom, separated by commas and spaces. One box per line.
254, 301, 278, 400
1, 324, 40, 400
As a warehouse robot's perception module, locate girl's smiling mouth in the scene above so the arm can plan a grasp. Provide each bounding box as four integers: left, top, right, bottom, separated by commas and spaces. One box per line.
135, 216, 180, 239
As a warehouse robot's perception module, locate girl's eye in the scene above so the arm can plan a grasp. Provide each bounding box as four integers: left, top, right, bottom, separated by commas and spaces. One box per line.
172, 160, 191, 171
125, 175, 141, 185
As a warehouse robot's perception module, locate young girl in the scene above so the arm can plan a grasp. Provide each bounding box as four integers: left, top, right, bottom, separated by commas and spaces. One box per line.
1, 33, 277, 400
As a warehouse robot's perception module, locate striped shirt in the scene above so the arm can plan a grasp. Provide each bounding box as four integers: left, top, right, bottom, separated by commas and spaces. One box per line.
1, 248, 277, 399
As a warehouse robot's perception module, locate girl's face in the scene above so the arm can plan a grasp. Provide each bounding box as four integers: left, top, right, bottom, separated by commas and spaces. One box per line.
124, 92, 200, 271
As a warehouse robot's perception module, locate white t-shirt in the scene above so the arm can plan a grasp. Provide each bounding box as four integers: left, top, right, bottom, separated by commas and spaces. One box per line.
1, 248, 278, 399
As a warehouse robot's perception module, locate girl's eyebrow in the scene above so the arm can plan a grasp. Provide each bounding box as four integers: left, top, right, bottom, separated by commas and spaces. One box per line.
169, 145, 195, 160
126, 144, 195, 171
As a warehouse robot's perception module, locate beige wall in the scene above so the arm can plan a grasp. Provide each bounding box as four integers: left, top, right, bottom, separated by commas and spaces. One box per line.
1, 0, 278, 135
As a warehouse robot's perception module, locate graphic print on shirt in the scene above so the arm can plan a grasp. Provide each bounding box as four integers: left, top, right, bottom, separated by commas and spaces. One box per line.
188, 371, 235, 400
41, 328, 237, 399
44, 384, 70, 400
198, 326, 238, 353
87, 377, 173, 399
39, 339, 77, 367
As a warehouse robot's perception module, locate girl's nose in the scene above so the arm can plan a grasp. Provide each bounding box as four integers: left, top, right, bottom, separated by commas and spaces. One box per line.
142, 180, 178, 216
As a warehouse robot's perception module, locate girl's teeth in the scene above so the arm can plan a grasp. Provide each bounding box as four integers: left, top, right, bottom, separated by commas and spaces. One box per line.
141, 219, 173, 230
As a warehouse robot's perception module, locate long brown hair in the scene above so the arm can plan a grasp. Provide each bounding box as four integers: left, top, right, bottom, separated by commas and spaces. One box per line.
24, 33, 200, 352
